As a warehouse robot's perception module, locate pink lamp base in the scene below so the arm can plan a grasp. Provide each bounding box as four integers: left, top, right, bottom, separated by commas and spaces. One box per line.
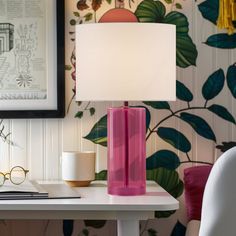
107, 106, 146, 196
108, 183, 146, 196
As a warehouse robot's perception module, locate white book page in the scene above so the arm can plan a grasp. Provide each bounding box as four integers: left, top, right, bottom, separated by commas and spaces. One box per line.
0, 180, 38, 193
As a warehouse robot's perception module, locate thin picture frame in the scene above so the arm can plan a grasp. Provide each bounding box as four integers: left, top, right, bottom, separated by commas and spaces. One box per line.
0, 0, 65, 118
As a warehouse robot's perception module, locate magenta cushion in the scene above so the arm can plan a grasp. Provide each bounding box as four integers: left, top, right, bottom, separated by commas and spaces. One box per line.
184, 165, 212, 221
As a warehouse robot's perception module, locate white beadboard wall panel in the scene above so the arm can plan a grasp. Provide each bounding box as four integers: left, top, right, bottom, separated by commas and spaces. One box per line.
10, 120, 28, 168
58, 120, 64, 180
62, 105, 82, 152
0, 120, 11, 172
95, 145, 107, 172
28, 120, 44, 180
44, 120, 62, 180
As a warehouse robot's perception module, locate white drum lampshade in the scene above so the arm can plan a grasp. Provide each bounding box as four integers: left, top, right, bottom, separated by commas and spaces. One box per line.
76, 23, 176, 101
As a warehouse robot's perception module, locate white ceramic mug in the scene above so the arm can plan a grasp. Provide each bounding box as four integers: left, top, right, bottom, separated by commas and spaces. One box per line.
61, 151, 96, 187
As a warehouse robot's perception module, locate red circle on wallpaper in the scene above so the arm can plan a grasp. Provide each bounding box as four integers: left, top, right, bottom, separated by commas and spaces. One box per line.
99, 8, 138, 22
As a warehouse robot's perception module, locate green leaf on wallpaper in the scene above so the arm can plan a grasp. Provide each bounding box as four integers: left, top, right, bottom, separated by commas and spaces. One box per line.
175, 3, 182, 9
65, 65, 72, 71
84, 220, 106, 229
95, 170, 107, 180
171, 221, 186, 236
163, 12, 198, 68
202, 68, 225, 101
147, 228, 158, 236
75, 111, 84, 119
180, 112, 216, 142
63, 220, 74, 236
146, 168, 184, 197
163, 12, 188, 35
134, 0, 166, 23
143, 101, 170, 110
106, 0, 112, 4
81, 229, 89, 236
89, 107, 96, 116
77, 101, 83, 107
145, 106, 151, 132
84, 12, 93, 21
216, 141, 236, 152
227, 64, 236, 98
176, 80, 193, 102
73, 11, 80, 17
157, 127, 191, 152
84, 115, 107, 147
169, 179, 184, 199
175, 35, 197, 68
155, 210, 176, 218
208, 104, 236, 124
198, 0, 219, 25
205, 33, 236, 49
146, 150, 180, 170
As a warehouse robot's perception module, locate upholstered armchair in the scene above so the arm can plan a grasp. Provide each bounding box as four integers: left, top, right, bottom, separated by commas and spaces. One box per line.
185, 147, 236, 236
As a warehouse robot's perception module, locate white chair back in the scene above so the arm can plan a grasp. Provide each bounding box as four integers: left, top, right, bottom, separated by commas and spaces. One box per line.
199, 147, 236, 236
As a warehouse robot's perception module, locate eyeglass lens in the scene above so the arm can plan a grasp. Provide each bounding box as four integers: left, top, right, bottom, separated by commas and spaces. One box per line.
10, 166, 27, 185
0, 173, 5, 186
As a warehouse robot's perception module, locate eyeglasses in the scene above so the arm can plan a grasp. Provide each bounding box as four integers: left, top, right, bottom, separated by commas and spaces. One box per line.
0, 166, 29, 186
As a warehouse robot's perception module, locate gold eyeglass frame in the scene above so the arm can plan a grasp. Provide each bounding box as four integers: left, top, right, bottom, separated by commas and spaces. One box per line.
0, 166, 29, 186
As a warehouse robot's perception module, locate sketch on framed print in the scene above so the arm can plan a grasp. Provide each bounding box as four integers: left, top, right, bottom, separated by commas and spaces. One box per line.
0, 0, 65, 118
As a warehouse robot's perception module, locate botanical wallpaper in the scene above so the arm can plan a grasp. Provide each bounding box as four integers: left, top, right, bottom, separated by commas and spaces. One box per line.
64, 0, 236, 235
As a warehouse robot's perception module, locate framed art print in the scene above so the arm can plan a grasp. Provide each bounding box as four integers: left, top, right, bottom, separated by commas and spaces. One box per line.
0, 0, 65, 118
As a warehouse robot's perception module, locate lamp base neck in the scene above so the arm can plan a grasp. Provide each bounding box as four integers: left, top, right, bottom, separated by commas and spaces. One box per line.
124, 101, 129, 107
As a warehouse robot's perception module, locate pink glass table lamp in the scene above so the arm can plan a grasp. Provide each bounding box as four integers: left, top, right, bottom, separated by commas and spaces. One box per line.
76, 23, 176, 196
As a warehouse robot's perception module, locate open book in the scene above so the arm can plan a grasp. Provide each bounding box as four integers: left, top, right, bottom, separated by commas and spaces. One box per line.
0, 180, 81, 200
0, 180, 48, 199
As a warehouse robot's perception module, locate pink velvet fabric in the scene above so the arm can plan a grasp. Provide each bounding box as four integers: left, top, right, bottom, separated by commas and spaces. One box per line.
184, 165, 212, 221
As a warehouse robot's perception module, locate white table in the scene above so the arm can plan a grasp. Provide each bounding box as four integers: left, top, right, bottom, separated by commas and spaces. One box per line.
0, 181, 179, 236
